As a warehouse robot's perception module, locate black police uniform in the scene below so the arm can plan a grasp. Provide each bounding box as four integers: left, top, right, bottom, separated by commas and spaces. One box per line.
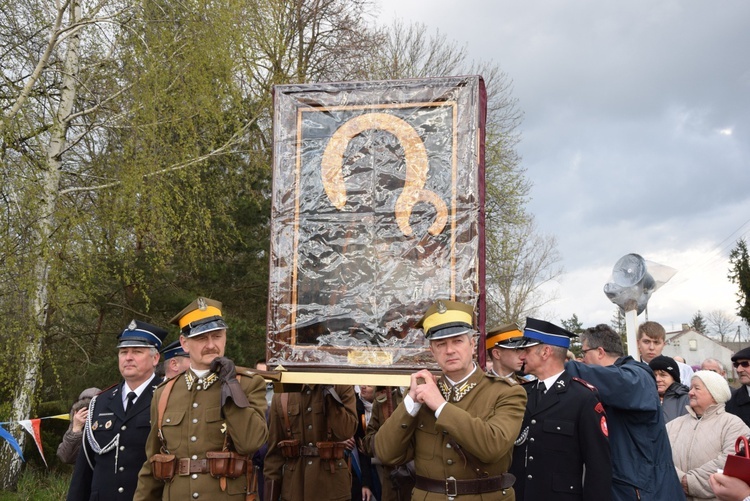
67, 378, 157, 501
510, 371, 612, 501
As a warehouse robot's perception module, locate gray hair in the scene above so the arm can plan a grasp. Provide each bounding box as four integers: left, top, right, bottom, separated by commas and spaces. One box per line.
701, 357, 725, 373
580, 324, 624, 357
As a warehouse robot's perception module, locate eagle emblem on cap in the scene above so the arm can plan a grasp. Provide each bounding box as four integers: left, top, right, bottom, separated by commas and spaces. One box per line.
437, 300, 447, 314
128, 319, 137, 330
197, 298, 207, 311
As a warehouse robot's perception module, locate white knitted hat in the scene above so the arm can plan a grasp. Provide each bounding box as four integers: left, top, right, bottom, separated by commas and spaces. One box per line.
692, 370, 731, 404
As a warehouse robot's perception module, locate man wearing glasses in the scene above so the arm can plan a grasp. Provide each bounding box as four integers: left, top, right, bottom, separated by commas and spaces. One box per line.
726, 348, 750, 427
566, 324, 684, 501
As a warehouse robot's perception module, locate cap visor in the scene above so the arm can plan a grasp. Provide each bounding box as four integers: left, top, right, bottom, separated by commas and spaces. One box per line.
186, 319, 227, 338
495, 337, 529, 349
427, 325, 473, 340
117, 339, 157, 349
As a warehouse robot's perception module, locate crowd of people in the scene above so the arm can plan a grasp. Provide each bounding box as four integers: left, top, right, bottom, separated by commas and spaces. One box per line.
59, 297, 750, 501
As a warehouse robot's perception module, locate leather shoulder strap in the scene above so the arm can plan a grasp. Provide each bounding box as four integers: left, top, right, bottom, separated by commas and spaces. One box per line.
156, 377, 178, 451
280, 393, 293, 439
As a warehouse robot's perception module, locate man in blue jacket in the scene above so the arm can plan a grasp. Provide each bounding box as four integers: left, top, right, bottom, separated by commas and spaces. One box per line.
566, 324, 685, 501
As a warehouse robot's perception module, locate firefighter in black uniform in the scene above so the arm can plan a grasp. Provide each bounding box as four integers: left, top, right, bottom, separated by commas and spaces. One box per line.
510, 318, 612, 501
67, 319, 167, 501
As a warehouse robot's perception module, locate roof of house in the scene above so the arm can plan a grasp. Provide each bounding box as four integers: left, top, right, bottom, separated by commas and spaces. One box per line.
665, 328, 749, 354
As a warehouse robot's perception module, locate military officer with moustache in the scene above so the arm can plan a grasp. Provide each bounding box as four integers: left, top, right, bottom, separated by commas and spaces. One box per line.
67, 319, 168, 501
486, 322, 530, 383
375, 300, 527, 500
134, 297, 268, 500
510, 318, 612, 501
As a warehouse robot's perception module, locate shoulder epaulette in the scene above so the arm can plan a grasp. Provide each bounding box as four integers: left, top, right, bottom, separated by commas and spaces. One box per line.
156, 374, 180, 388
236, 366, 255, 376
237, 367, 280, 381
98, 383, 118, 394
572, 377, 598, 392
484, 372, 518, 385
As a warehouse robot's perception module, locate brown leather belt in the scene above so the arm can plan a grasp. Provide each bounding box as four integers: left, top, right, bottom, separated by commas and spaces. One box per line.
177, 458, 210, 476
299, 446, 319, 457
415, 474, 515, 496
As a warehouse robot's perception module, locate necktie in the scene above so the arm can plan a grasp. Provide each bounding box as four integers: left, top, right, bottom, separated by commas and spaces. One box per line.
535, 381, 545, 405
125, 391, 136, 414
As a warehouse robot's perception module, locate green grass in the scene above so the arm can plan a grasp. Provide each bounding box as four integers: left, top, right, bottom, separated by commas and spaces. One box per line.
0, 468, 71, 501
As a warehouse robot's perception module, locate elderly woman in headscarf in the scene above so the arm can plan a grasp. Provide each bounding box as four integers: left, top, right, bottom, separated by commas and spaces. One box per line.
56, 387, 99, 464
666, 370, 750, 500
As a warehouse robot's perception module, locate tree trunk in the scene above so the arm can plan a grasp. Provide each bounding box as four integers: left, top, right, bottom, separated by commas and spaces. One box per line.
0, 1, 81, 490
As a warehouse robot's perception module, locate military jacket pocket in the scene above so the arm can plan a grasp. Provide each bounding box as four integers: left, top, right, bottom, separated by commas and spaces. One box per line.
284, 403, 300, 436
542, 419, 574, 436
286, 402, 300, 417
162, 410, 185, 449
552, 472, 582, 494
414, 421, 438, 460
206, 405, 223, 423
541, 419, 574, 452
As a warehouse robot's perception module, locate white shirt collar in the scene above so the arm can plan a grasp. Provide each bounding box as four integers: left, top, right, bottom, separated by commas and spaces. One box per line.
191, 367, 211, 378
538, 370, 565, 391
445, 363, 478, 386
123, 373, 156, 406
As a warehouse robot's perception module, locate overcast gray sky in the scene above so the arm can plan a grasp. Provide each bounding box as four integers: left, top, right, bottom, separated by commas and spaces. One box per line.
375, 0, 750, 333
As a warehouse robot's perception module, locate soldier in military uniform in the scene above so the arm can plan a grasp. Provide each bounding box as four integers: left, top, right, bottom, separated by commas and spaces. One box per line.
67, 319, 168, 501
134, 297, 268, 500
510, 318, 612, 500
263, 383, 358, 501
486, 322, 530, 383
361, 386, 413, 501
374, 300, 527, 500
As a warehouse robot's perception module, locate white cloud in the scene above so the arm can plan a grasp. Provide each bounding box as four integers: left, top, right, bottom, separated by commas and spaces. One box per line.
374, 0, 750, 328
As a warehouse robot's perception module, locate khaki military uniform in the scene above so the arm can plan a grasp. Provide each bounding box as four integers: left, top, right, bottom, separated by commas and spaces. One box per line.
264, 384, 357, 501
361, 388, 412, 501
134, 368, 268, 500
488, 368, 528, 385
374, 369, 526, 501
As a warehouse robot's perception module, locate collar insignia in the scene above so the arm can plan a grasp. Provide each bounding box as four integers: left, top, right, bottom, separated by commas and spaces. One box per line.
185, 370, 218, 391
438, 379, 477, 402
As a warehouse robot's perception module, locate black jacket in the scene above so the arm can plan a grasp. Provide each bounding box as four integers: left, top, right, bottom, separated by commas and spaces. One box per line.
660, 382, 689, 423
351, 395, 373, 499
726, 385, 750, 427
510, 370, 612, 501
67, 378, 156, 501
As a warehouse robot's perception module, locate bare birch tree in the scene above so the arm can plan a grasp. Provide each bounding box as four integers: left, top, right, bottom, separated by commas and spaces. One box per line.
0, 0, 134, 486
706, 310, 736, 342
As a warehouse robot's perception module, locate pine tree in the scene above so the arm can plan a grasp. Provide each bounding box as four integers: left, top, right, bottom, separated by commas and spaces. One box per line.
729, 239, 750, 328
